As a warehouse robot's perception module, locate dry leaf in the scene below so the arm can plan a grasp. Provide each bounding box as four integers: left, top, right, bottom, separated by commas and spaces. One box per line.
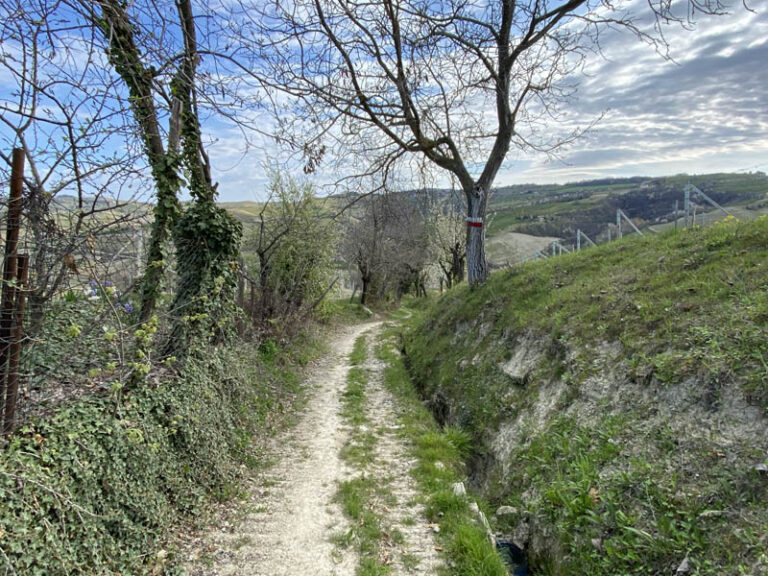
64, 253, 79, 274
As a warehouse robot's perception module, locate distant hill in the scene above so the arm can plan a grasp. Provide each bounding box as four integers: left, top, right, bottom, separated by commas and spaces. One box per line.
50, 172, 768, 252
486, 172, 768, 244
216, 201, 265, 226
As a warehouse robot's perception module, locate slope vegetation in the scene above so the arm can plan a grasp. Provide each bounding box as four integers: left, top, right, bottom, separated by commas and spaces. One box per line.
486, 172, 768, 242
0, 330, 315, 575
405, 217, 768, 575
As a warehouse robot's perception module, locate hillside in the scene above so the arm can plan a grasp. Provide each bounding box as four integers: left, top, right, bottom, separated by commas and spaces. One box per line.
404, 217, 768, 574
483, 173, 768, 265
487, 172, 768, 240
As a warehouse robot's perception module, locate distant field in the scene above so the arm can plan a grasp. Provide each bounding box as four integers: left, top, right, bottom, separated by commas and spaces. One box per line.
486, 231, 560, 266
484, 171, 768, 262
46, 172, 768, 275
217, 201, 265, 225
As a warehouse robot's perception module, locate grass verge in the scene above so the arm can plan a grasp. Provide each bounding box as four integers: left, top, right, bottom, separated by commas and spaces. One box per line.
404, 218, 768, 575
335, 333, 394, 576
376, 324, 507, 576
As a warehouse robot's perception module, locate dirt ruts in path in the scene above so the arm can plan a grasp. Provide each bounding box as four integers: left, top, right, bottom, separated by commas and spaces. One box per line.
183, 321, 441, 576
183, 322, 374, 576
357, 339, 443, 574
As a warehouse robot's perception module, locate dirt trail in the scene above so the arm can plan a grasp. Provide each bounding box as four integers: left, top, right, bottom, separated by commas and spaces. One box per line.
183, 321, 439, 575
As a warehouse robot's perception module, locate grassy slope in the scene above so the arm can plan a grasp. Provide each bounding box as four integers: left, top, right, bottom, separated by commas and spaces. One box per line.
405, 217, 768, 575
486, 172, 768, 243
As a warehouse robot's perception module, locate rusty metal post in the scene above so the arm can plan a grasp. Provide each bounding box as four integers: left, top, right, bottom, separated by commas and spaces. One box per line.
0, 148, 24, 428
3, 254, 29, 435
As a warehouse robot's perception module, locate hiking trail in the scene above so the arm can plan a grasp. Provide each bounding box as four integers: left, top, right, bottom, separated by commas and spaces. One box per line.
183, 321, 441, 575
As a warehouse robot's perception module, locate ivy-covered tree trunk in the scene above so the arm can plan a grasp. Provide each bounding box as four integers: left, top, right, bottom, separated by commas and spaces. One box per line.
165, 202, 241, 356
95, 0, 242, 358
164, 0, 242, 356
139, 188, 179, 323
95, 0, 181, 323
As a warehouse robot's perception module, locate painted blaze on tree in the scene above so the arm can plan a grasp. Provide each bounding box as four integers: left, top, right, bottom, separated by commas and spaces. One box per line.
249, 0, 730, 283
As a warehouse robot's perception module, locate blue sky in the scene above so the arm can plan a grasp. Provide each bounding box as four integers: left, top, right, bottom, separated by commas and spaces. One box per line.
1, 1, 764, 204
205, 1, 768, 202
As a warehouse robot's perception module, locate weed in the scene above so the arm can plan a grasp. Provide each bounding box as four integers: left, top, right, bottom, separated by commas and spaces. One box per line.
334, 333, 392, 576
376, 329, 507, 576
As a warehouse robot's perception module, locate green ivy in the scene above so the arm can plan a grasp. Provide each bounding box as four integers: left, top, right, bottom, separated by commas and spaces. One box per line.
166, 201, 242, 356
0, 343, 280, 575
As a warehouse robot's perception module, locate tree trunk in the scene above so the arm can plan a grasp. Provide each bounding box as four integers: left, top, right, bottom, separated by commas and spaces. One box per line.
237, 258, 245, 308
258, 253, 270, 321
450, 242, 465, 285
139, 204, 175, 324
465, 184, 488, 284
27, 291, 46, 337
249, 279, 256, 322
360, 275, 371, 305
96, 0, 182, 324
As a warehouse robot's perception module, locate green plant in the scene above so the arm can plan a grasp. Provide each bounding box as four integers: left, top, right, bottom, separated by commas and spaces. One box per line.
376, 329, 507, 576
333, 334, 393, 575
403, 218, 768, 574
2, 332, 318, 575
167, 200, 242, 356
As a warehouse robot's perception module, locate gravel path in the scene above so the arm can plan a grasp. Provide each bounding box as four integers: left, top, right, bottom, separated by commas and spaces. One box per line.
183, 321, 440, 576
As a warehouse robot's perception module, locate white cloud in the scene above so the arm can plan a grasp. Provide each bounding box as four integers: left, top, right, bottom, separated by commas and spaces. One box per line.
202, 1, 768, 198
486, 2, 768, 186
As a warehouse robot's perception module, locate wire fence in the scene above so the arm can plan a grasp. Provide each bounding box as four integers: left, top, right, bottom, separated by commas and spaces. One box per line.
498, 182, 762, 269
0, 149, 153, 437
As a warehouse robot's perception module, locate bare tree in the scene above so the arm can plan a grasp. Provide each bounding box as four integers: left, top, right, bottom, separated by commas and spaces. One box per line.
433, 189, 466, 289
0, 0, 147, 333
248, 0, 730, 284
342, 190, 432, 304
343, 194, 387, 306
